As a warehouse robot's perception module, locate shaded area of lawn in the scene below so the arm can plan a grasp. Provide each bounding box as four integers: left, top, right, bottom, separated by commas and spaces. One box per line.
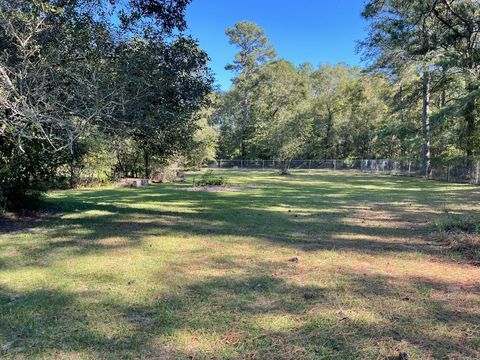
1, 170, 479, 359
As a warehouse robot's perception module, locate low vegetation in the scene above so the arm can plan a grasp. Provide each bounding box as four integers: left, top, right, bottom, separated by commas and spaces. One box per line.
1, 171, 479, 359
193, 170, 229, 187
438, 217, 480, 263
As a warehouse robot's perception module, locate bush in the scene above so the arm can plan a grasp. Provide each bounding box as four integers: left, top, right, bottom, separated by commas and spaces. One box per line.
194, 170, 228, 186
0, 164, 47, 213
0, 140, 57, 213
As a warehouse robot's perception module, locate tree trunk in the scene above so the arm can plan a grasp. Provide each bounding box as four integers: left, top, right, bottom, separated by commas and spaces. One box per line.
399, 85, 405, 123
69, 148, 77, 188
324, 109, 333, 159
279, 160, 290, 175
241, 87, 249, 159
464, 84, 477, 179
69, 161, 75, 188
422, 67, 431, 178
440, 88, 446, 108
144, 149, 150, 179
464, 83, 477, 159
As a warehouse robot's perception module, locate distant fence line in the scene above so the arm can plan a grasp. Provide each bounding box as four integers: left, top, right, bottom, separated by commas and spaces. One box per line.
208, 159, 480, 185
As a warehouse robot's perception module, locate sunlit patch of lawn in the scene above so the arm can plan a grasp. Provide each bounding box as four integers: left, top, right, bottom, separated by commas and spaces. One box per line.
1, 170, 479, 359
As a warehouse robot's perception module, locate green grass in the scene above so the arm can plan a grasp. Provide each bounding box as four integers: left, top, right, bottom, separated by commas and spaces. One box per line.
1, 170, 479, 359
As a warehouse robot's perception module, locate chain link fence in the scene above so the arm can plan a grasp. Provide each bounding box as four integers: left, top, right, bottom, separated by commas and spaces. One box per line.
208, 159, 480, 185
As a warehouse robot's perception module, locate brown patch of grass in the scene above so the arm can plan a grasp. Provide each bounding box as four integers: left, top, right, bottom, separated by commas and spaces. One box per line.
436, 218, 480, 264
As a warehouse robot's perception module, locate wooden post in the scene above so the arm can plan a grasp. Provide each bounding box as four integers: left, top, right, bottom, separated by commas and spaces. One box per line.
408, 161, 411, 176
309, 160, 311, 170
447, 165, 451, 182
262, 160, 265, 169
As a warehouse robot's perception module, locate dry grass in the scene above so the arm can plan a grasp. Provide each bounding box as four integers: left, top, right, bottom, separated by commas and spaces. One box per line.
0, 170, 479, 359
436, 218, 480, 264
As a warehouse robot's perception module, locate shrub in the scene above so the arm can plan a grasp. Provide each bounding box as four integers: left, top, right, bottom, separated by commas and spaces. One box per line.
0, 140, 56, 213
194, 170, 228, 186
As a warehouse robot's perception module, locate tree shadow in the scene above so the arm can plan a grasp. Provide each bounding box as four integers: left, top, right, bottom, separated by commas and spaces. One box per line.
1, 260, 478, 358
2, 172, 479, 269
1, 171, 480, 358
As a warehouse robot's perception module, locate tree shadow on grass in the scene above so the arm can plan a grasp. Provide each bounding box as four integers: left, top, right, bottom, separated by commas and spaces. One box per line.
1, 172, 480, 357
1, 260, 478, 359
1, 173, 479, 269
0, 204, 444, 271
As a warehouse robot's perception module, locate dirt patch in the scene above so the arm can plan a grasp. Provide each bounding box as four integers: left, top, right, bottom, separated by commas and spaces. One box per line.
187, 186, 257, 192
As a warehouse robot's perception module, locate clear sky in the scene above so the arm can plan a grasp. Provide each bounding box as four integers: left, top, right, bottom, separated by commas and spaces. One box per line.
185, 0, 368, 91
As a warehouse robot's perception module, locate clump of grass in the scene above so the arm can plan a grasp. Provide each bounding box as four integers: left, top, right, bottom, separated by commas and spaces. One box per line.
437, 217, 480, 262
440, 217, 480, 233
194, 170, 229, 186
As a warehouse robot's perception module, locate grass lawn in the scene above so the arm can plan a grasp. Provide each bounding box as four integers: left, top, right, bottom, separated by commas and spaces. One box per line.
1, 170, 479, 359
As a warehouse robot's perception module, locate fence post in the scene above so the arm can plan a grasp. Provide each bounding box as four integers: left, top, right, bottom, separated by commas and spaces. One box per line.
262, 160, 265, 170
447, 165, 451, 182
219, 160, 222, 168
309, 160, 311, 170
408, 161, 411, 176
240, 160, 243, 169
333, 160, 336, 171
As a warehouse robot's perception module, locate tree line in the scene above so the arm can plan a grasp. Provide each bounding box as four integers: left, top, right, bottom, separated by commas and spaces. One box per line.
211, 1, 479, 177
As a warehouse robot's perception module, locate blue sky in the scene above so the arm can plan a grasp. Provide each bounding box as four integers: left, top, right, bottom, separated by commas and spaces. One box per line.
185, 0, 368, 90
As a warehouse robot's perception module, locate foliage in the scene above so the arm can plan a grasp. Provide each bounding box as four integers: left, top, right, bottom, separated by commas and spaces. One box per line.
225, 21, 276, 77
215, 11, 479, 175
215, 59, 396, 162
0, 138, 59, 211
251, 60, 311, 169
194, 170, 228, 186
0, 0, 213, 211
224, 21, 276, 159
360, 0, 480, 172
111, 35, 213, 177
187, 94, 220, 169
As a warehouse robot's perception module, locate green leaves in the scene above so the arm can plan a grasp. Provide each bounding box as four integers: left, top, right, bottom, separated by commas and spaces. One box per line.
0, 0, 213, 210
225, 21, 276, 78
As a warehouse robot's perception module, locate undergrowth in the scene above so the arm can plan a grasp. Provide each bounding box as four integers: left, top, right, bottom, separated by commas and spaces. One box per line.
193, 170, 229, 186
